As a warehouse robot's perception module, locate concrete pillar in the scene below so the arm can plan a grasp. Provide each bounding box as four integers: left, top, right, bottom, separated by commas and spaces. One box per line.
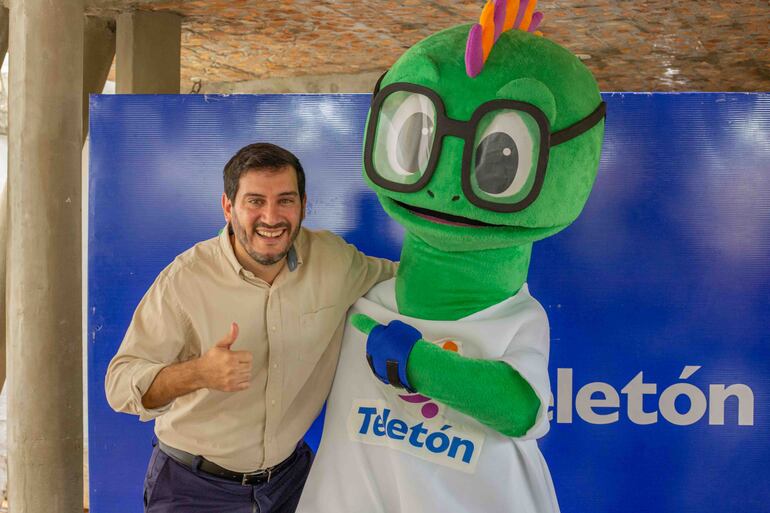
116, 10, 181, 93
0, 184, 5, 398
7, 0, 84, 511
0, 6, 8, 396
83, 16, 116, 142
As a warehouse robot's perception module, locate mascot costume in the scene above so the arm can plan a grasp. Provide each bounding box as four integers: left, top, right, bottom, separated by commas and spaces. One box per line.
298, 0, 605, 511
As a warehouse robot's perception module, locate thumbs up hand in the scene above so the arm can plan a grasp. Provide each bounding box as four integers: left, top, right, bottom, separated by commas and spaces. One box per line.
198, 322, 253, 392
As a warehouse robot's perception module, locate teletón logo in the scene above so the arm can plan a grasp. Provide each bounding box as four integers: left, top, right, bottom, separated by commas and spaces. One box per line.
347, 399, 486, 473
549, 366, 755, 426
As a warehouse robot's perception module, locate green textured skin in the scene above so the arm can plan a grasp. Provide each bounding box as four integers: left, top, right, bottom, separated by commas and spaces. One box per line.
356, 24, 604, 437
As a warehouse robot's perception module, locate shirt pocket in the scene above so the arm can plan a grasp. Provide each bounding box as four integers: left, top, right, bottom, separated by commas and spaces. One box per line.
299, 304, 341, 365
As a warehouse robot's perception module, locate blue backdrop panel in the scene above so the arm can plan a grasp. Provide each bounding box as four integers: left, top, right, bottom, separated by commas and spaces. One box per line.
88, 93, 770, 513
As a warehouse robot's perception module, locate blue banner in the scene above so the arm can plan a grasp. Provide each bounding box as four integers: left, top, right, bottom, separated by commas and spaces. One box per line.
88, 93, 770, 512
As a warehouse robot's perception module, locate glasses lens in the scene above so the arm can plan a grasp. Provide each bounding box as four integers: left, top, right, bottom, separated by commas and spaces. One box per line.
372, 91, 437, 187
471, 109, 542, 206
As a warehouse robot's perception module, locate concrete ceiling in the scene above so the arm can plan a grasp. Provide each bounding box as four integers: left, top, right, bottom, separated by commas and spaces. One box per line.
85, 0, 769, 93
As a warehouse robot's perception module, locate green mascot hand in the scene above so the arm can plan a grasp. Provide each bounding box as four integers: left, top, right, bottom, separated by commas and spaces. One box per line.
353, 314, 422, 393
350, 313, 379, 335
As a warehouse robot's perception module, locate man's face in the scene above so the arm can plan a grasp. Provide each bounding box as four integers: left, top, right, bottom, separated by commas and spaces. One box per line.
223, 166, 305, 267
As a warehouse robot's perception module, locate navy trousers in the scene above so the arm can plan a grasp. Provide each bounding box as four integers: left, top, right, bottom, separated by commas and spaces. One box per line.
143, 442, 313, 513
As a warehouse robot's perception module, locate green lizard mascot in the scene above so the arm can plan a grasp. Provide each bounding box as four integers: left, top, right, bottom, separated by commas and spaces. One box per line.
297, 0, 605, 511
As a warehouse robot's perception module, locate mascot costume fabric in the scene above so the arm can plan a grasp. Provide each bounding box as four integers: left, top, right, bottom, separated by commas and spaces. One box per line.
297, 0, 605, 511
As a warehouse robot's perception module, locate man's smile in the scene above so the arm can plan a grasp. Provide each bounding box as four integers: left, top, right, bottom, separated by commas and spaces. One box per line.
256, 227, 288, 239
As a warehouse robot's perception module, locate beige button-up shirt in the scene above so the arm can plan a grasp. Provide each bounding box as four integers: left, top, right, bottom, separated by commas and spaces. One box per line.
105, 226, 396, 472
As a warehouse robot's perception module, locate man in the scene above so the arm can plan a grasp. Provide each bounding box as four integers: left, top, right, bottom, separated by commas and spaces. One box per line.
105, 142, 396, 513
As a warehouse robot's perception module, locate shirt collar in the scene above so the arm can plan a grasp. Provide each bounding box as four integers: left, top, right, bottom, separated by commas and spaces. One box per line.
291, 227, 306, 269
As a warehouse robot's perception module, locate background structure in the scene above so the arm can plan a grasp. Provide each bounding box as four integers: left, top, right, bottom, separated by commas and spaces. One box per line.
0, 0, 768, 511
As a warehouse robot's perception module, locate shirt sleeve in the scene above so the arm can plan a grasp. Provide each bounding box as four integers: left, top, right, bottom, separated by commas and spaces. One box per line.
498, 300, 552, 440
104, 267, 192, 421
343, 244, 398, 305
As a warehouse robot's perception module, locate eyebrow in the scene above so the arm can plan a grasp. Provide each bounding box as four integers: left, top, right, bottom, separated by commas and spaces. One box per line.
242, 191, 299, 198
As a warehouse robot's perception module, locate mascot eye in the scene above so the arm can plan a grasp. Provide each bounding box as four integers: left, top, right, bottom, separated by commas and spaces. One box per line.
372, 91, 437, 184
471, 110, 540, 200
394, 111, 435, 175
474, 132, 519, 194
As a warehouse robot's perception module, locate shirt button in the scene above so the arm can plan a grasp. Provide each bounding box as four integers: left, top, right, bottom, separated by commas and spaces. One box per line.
271, 326, 276, 331
271, 400, 276, 406
273, 363, 278, 369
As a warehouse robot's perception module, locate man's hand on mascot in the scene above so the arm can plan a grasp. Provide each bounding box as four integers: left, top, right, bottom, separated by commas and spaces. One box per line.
351, 314, 422, 393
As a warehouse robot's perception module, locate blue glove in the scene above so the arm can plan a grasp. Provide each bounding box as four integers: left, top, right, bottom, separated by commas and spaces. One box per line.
365, 320, 422, 392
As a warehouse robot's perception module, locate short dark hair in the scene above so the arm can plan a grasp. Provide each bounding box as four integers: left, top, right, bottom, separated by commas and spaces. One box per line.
223, 143, 306, 201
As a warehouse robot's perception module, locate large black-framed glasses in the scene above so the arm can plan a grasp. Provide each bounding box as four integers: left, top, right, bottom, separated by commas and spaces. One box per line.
364, 80, 606, 213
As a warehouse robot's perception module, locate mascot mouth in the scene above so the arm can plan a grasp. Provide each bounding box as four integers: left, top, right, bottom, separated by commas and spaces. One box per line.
395, 200, 501, 228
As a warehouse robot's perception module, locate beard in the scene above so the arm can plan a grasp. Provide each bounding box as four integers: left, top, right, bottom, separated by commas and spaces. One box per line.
231, 214, 302, 267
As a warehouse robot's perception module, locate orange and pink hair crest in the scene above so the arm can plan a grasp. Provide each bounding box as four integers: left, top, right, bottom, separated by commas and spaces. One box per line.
465, 0, 544, 78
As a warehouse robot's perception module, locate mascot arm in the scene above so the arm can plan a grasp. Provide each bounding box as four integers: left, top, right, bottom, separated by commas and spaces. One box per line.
352, 314, 540, 437
409, 342, 540, 437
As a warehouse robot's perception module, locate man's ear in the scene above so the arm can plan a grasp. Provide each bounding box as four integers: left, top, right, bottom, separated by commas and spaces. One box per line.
222, 192, 233, 223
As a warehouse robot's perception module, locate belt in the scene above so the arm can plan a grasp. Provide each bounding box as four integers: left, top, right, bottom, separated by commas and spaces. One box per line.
157, 441, 296, 486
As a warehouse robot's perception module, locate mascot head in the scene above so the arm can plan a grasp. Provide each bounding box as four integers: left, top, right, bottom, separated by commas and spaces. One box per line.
363, 0, 605, 252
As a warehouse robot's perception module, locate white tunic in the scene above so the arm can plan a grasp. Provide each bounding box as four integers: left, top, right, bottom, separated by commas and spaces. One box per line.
297, 278, 560, 513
